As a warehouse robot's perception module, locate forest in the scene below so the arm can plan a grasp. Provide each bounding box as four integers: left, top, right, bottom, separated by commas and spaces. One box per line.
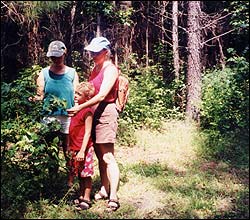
1, 1, 249, 219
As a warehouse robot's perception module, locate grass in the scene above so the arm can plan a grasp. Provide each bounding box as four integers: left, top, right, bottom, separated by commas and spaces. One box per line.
1, 120, 249, 219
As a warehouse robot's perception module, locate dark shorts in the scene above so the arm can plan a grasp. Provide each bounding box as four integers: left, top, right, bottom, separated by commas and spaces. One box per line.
92, 102, 119, 144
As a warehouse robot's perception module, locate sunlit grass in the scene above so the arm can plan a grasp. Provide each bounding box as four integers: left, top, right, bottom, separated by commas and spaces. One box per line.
129, 119, 198, 170
115, 120, 249, 219
117, 158, 248, 218
2, 120, 248, 219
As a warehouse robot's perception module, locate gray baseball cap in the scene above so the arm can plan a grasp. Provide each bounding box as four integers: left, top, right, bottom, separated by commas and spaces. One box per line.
46, 40, 67, 57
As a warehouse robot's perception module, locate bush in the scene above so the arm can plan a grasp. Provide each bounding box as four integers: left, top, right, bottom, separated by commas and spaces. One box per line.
200, 56, 249, 166
1, 65, 70, 218
121, 64, 181, 130
1, 65, 65, 185
116, 60, 185, 146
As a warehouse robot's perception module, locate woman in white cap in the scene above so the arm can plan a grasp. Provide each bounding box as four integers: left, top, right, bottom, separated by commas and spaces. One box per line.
67, 36, 120, 211
29, 40, 79, 181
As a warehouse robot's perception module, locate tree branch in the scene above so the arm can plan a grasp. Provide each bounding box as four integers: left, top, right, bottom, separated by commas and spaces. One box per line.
201, 29, 235, 46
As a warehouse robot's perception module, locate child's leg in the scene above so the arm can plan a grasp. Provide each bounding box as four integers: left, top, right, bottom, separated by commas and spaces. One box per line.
84, 177, 92, 201
67, 167, 75, 187
75, 146, 94, 210
79, 177, 92, 202
79, 176, 84, 199
75, 177, 92, 210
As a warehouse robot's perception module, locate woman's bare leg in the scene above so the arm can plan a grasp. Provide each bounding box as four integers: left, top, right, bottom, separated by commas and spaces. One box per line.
94, 144, 109, 197
99, 143, 120, 201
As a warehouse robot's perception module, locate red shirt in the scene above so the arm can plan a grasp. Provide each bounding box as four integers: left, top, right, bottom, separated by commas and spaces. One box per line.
69, 107, 93, 151
89, 62, 119, 103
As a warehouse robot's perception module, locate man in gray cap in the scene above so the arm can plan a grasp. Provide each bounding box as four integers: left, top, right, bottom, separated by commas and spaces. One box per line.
46, 40, 67, 57
29, 40, 79, 182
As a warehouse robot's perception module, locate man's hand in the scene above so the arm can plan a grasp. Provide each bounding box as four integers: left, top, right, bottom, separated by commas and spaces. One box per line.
28, 95, 42, 102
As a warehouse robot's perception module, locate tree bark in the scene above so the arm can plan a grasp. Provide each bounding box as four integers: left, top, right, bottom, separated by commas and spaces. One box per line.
97, 14, 101, 37
146, 1, 149, 67
172, 1, 180, 80
27, 20, 42, 65
186, 1, 202, 124
68, 1, 77, 66
119, 1, 132, 64
159, 1, 168, 44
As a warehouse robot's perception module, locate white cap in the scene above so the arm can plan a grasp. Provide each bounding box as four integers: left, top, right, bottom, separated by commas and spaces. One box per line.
84, 37, 111, 52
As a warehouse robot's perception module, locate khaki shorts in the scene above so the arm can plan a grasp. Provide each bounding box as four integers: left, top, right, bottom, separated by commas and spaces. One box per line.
92, 102, 118, 144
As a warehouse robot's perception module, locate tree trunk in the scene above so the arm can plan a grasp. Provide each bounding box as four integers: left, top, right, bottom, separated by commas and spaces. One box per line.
96, 14, 101, 37
27, 20, 42, 65
186, 1, 202, 124
68, 1, 77, 66
172, 1, 180, 80
159, 1, 167, 44
146, 1, 149, 67
119, 1, 132, 65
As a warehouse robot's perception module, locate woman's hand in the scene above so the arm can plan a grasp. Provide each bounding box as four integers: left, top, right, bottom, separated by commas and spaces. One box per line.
67, 105, 81, 116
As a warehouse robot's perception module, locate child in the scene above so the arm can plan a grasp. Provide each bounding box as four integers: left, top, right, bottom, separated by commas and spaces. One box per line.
68, 82, 95, 210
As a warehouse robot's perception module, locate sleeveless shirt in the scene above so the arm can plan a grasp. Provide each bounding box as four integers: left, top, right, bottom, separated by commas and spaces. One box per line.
42, 66, 75, 116
89, 62, 118, 103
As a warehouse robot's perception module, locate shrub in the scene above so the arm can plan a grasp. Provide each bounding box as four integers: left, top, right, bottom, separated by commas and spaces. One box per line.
1, 65, 66, 182
121, 64, 181, 130
116, 60, 184, 146
200, 56, 249, 166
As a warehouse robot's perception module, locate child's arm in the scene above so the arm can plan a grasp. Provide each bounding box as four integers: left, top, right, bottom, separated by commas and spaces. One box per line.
76, 111, 93, 160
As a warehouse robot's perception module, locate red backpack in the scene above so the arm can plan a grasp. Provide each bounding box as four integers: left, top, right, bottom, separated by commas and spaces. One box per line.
116, 74, 129, 112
